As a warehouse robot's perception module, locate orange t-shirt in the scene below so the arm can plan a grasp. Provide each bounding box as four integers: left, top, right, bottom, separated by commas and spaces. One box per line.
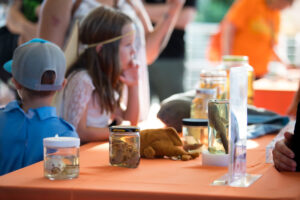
209, 0, 280, 77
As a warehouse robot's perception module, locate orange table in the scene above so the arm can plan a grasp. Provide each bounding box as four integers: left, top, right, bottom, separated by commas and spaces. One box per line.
1, 134, 300, 200
254, 69, 300, 115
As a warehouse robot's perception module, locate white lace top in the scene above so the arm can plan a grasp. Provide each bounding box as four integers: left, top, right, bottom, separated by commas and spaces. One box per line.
59, 70, 111, 129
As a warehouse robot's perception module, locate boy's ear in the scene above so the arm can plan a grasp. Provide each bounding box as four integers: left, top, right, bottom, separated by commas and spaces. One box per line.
96, 44, 102, 53
12, 78, 22, 90
60, 79, 68, 90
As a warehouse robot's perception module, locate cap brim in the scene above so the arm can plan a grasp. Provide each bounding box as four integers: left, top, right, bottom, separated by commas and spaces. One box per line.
3, 60, 12, 73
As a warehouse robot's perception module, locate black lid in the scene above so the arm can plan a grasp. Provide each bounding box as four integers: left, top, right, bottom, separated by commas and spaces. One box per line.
182, 118, 208, 126
109, 126, 140, 132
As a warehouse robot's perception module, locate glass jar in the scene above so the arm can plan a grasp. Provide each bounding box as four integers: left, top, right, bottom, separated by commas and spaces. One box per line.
207, 99, 229, 155
220, 55, 254, 105
191, 88, 217, 119
199, 68, 227, 99
182, 118, 208, 153
109, 126, 140, 168
43, 137, 80, 180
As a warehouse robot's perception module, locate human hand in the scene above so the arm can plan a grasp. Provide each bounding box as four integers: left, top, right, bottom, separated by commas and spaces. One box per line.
120, 60, 139, 86
272, 132, 297, 171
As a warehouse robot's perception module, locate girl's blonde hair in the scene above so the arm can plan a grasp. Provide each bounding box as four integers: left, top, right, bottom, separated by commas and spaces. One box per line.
66, 6, 133, 113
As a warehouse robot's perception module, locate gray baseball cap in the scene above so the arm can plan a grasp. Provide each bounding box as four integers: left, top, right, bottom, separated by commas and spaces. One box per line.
3, 38, 66, 91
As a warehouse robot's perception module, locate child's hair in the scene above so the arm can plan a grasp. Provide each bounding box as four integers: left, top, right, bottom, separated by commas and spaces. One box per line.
24, 70, 56, 97
66, 6, 133, 113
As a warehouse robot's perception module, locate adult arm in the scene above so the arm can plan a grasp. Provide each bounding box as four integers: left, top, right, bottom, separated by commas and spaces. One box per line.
145, 0, 185, 64
6, 0, 37, 43
144, 2, 196, 30
129, 0, 185, 65
77, 104, 110, 143
38, 0, 73, 48
272, 132, 297, 171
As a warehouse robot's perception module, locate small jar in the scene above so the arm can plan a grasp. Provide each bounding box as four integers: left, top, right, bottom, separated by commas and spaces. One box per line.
43, 137, 80, 180
220, 55, 254, 105
182, 118, 208, 153
190, 88, 217, 119
207, 99, 229, 155
199, 68, 227, 99
109, 126, 140, 168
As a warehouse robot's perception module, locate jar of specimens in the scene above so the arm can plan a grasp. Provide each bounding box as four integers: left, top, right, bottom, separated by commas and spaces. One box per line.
43, 137, 80, 180
191, 88, 217, 119
220, 55, 254, 105
207, 99, 229, 155
182, 118, 208, 153
109, 126, 140, 168
199, 69, 227, 99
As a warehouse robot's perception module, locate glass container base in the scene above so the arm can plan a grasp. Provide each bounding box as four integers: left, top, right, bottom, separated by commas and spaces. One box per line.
211, 173, 261, 187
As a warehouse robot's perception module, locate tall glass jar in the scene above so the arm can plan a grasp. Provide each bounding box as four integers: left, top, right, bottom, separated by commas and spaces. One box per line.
220, 55, 254, 105
109, 126, 140, 168
199, 68, 227, 99
43, 137, 80, 180
190, 88, 217, 119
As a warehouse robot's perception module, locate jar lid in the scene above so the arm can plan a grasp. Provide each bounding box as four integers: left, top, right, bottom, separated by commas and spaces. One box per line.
109, 126, 140, 133
196, 88, 217, 95
43, 137, 80, 148
222, 55, 248, 62
199, 69, 226, 77
182, 118, 208, 126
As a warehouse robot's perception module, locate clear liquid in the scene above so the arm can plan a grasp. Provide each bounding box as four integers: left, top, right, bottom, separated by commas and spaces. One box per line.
229, 143, 247, 183
44, 154, 79, 180
208, 100, 229, 154
247, 70, 254, 105
109, 133, 140, 168
183, 127, 207, 153
226, 67, 254, 105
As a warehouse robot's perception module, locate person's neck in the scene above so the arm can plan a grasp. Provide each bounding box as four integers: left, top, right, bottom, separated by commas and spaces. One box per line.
21, 96, 53, 113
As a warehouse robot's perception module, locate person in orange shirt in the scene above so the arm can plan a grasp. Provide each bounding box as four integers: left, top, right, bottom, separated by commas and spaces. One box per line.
208, 0, 294, 78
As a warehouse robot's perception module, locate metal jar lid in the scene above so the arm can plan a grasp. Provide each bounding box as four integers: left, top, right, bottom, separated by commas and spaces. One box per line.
109, 126, 140, 133
196, 88, 217, 95
222, 55, 248, 62
182, 118, 208, 126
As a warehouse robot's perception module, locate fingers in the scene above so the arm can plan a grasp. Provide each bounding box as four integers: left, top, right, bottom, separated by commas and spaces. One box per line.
273, 149, 296, 172
276, 139, 295, 159
274, 157, 296, 172
284, 131, 293, 142
272, 140, 296, 172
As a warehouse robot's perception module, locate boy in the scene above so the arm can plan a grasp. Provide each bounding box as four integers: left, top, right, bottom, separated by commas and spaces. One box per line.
0, 38, 78, 176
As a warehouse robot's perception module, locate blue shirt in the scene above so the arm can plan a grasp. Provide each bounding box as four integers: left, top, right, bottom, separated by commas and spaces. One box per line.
0, 101, 78, 175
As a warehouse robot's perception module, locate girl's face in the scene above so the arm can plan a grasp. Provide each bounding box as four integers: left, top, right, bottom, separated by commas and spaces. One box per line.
119, 23, 136, 71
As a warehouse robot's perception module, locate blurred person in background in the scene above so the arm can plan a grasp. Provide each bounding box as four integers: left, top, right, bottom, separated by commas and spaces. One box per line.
144, 0, 197, 102
208, 0, 294, 79
0, 0, 42, 84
